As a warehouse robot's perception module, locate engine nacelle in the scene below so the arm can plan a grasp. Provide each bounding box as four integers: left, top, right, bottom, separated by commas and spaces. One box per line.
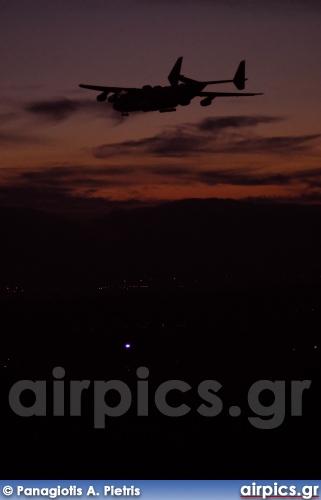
200, 97, 213, 107
97, 92, 108, 102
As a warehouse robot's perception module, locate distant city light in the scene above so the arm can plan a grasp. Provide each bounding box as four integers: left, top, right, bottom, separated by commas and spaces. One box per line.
125, 343, 131, 349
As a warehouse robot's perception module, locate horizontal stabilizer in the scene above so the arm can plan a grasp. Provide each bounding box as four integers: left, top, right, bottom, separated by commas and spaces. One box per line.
179, 75, 198, 85
199, 91, 263, 98
178, 60, 250, 90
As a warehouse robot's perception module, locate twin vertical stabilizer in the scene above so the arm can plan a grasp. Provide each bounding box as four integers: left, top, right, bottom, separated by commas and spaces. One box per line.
168, 57, 183, 86
233, 60, 247, 90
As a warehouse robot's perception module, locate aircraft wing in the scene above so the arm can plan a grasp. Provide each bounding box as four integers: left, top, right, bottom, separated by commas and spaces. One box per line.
199, 91, 263, 97
79, 84, 138, 93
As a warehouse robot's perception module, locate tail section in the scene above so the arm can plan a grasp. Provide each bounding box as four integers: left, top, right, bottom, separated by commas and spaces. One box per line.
173, 58, 249, 90
168, 57, 183, 86
179, 75, 199, 85
233, 60, 247, 90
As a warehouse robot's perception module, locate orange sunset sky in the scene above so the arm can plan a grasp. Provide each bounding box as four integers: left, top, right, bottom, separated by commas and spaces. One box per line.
1, 0, 321, 216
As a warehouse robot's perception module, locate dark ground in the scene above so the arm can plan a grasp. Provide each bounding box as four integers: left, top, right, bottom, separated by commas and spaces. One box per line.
1, 280, 321, 477
1, 199, 321, 477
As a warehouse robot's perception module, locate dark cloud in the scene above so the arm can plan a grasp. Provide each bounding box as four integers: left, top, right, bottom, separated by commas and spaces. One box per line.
21, 167, 75, 181
0, 183, 152, 218
299, 191, 321, 203
76, 98, 128, 124
93, 115, 320, 159
19, 165, 131, 189
0, 163, 141, 219
2, 161, 321, 218
93, 131, 208, 158
145, 164, 321, 190
25, 98, 81, 123
0, 164, 157, 218
23, 97, 128, 125
245, 189, 321, 205
196, 115, 282, 132
197, 169, 291, 187
227, 134, 321, 155
283, 167, 321, 189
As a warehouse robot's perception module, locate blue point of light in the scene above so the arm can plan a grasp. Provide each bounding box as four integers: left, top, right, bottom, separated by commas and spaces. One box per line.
125, 343, 131, 349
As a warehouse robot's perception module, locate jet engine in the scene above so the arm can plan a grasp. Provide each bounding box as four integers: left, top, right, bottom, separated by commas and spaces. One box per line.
97, 92, 108, 102
200, 97, 212, 106
200, 97, 213, 106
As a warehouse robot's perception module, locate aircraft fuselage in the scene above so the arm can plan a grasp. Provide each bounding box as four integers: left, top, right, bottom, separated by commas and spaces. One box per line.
111, 82, 206, 113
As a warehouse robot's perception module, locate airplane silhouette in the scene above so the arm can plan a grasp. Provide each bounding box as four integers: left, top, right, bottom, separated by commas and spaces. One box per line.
79, 58, 263, 116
